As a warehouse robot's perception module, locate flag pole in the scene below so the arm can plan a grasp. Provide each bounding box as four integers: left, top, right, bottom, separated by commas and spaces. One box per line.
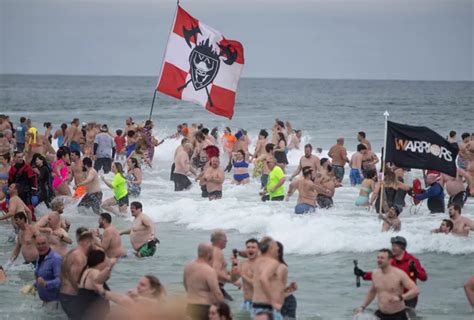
378, 110, 389, 214
148, 90, 157, 120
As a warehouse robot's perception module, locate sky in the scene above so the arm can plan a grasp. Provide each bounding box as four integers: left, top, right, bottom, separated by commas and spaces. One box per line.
1, 0, 472, 80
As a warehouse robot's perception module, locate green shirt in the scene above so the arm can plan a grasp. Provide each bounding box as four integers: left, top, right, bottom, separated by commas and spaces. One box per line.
267, 166, 285, 199
111, 173, 128, 200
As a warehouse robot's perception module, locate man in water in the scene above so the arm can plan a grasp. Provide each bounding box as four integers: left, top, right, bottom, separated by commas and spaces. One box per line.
286, 167, 317, 214
440, 169, 470, 208
64, 118, 82, 154
59, 231, 95, 318
202, 157, 224, 200
379, 206, 401, 232
262, 158, 286, 201
98, 212, 126, 258
76, 157, 103, 215
173, 143, 196, 191
415, 173, 445, 213
457, 133, 471, 170
355, 236, 427, 310
253, 130, 269, 159
354, 249, 419, 320
210, 230, 239, 301
0, 183, 33, 223
70, 150, 86, 198
34, 233, 63, 309
357, 131, 372, 151
349, 144, 366, 186
238, 238, 260, 313
328, 137, 349, 183
252, 236, 286, 319
431, 219, 454, 234
10, 212, 38, 264
289, 144, 321, 181
120, 201, 158, 257
183, 243, 224, 320
255, 143, 275, 189
93, 124, 115, 174
448, 204, 474, 236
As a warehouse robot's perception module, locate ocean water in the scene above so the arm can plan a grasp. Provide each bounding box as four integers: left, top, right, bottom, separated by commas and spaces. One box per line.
0, 75, 473, 319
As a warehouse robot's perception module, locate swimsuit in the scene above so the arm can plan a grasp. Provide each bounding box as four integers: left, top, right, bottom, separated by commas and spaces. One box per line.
332, 165, 345, 182
350, 168, 363, 185
78, 191, 103, 215
208, 190, 222, 199
252, 303, 283, 320
355, 186, 371, 206
173, 173, 192, 191
52, 159, 69, 190
233, 160, 250, 182
374, 309, 409, 320
294, 203, 315, 214
126, 172, 141, 197
274, 150, 289, 165
69, 141, 80, 153
137, 239, 158, 257
317, 194, 333, 209
76, 270, 110, 320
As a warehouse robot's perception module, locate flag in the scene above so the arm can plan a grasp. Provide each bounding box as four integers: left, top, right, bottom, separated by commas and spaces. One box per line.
156, 5, 244, 119
385, 121, 458, 177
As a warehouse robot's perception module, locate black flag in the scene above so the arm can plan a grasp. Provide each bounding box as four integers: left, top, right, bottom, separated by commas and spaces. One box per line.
385, 121, 458, 177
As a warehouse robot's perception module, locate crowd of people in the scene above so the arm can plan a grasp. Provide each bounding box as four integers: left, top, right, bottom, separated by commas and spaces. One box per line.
0, 113, 473, 319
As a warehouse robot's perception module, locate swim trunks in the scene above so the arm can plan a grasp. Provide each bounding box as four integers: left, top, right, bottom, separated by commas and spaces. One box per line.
281, 294, 297, 319
448, 191, 467, 208
94, 158, 112, 174
59, 293, 79, 320
69, 141, 81, 153
174, 173, 192, 191
136, 239, 158, 257
332, 165, 345, 182
186, 304, 210, 320
116, 194, 129, 207
208, 190, 222, 199
374, 309, 409, 320
316, 194, 333, 209
294, 203, 316, 214
78, 191, 103, 215
350, 168, 363, 186
252, 303, 283, 320
233, 173, 250, 182
200, 185, 208, 198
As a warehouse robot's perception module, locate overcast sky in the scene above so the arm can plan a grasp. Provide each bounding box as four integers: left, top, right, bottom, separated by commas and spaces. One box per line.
1, 0, 472, 80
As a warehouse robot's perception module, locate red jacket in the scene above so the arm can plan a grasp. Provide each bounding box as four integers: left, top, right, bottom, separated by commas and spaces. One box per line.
363, 251, 428, 283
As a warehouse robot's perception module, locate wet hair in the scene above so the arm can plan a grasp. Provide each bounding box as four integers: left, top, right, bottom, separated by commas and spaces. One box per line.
357, 144, 367, 152
114, 162, 125, 178
86, 249, 106, 268
378, 248, 393, 259
259, 129, 268, 138
442, 219, 454, 231
129, 157, 140, 169
320, 158, 329, 167
365, 170, 377, 179
245, 238, 259, 246
265, 143, 275, 153
82, 157, 93, 168
214, 302, 232, 319
358, 131, 366, 139
201, 128, 209, 135
116, 129, 123, 136
100, 212, 112, 224
144, 275, 166, 298
276, 241, 287, 266
259, 237, 274, 254
450, 203, 461, 214
130, 201, 142, 210
14, 212, 27, 222
461, 133, 470, 140
448, 131, 456, 138
71, 150, 81, 158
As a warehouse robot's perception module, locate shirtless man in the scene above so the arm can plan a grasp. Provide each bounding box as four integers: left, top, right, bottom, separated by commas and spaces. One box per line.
77, 157, 103, 215
173, 143, 196, 191
431, 219, 453, 234
59, 231, 95, 318
183, 243, 224, 320
379, 206, 402, 232
440, 169, 470, 208
287, 130, 301, 150
202, 157, 224, 200
36, 199, 70, 233
120, 201, 158, 257
362, 149, 379, 177
252, 236, 287, 318
70, 150, 86, 198
84, 123, 97, 158
314, 160, 338, 209
289, 144, 321, 181
98, 212, 126, 258
357, 131, 372, 151
350, 144, 366, 186
211, 230, 239, 301
9, 212, 38, 264
328, 137, 349, 183
448, 204, 474, 237
64, 118, 82, 153
238, 238, 260, 313
457, 133, 471, 170
286, 167, 317, 214
38, 210, 72, 257
0, 183, 32, 223
354, 249, 419, 320
253, 130, 269, 159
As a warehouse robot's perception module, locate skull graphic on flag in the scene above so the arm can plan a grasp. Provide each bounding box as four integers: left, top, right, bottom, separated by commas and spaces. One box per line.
156, 6, 244, 119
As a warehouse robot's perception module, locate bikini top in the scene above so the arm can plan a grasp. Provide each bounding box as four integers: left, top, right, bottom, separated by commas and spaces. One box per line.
233, 160, 249, 168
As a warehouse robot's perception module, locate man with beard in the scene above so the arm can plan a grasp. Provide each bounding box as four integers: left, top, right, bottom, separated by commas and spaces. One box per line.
98, 212, 126, 258
448, 204, 474, 236
238, 238, 260, 313
76, 157, 103, 215
289, 144, 321, 181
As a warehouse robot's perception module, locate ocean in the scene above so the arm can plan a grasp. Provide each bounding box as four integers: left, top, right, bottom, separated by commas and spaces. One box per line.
0, 75, 473, 319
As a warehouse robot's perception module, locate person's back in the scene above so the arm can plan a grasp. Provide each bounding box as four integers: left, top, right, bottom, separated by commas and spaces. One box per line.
184, 261, 215, 304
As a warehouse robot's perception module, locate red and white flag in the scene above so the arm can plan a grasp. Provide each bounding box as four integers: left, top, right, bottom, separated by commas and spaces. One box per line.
156, 6, 244, 119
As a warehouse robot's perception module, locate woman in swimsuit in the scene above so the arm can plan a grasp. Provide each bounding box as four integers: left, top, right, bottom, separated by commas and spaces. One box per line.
52, 147, 71, 196
77, 249, 116, 320
232, 149, 250, 185
274, 132, 289, 170
355, 169, 377, 207
126, 157, 142, 197
54, 123, 67, 148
